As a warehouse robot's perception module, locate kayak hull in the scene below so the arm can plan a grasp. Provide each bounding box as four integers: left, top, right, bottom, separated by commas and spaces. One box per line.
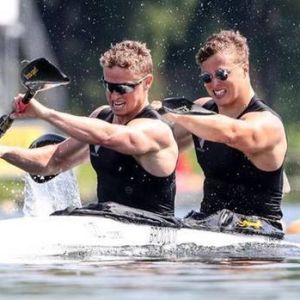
0, 216, 298, 263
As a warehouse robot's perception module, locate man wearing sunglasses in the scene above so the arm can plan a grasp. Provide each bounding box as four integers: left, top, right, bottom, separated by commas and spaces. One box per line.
0, 40, 178, 223
164, 30, 287, 238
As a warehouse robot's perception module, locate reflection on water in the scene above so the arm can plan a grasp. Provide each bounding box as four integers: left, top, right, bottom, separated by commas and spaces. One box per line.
0, 258, 300, 299
0, 237, 299, 298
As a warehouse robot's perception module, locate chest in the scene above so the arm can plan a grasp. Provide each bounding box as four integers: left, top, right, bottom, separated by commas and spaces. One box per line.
193, 136, 259, 180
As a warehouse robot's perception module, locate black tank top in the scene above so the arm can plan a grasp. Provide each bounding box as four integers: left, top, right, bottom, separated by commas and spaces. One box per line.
193, 96, 284, 221
89, 106, 176, 216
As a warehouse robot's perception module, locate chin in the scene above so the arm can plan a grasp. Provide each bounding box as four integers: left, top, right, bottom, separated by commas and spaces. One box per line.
113, 110, 126, 116
112, 106, 127, 114
215, 95, 234, 106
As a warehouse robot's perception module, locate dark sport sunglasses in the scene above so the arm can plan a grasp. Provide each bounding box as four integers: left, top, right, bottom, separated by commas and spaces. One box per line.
200, 63, 242, 84
101, 75, 148, 95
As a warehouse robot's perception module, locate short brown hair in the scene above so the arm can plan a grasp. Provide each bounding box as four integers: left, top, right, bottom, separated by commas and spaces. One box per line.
100, 40, 153, 75
196, 30, 249, 66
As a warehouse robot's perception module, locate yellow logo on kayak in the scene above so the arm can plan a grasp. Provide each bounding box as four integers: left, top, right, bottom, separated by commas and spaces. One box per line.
238, 219, 262, 230
24, 66, 39, 80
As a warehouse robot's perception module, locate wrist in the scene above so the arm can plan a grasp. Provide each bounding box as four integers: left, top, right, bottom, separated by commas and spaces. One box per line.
40, 107, 55, 121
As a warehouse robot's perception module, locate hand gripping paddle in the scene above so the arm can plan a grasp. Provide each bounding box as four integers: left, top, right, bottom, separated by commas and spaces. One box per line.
0, 57, 70, 138
162, 97, 216, 115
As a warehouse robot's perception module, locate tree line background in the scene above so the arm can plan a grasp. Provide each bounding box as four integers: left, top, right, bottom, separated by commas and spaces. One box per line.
4, 0, 295, 202
36, 0, 300, 120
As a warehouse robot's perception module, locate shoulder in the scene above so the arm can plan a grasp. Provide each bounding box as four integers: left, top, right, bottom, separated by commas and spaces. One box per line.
89, 105, 110, 118
242, 110, 285, 132
242, 110, 283, 123
128, 118, 174, 143
194, 97, 213, 106
128, 117, 170, 131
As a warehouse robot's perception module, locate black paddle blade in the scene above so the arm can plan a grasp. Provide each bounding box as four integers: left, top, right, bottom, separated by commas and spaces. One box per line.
162, 97, 215, 115
20, 58, 70, 99
0, 59, 70, 138
29, 133, 65, 183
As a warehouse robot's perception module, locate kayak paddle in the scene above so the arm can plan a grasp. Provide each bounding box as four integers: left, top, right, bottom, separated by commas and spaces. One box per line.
0, 57, 70, 138
162, 97, 216, 115
29, 133, 66, 183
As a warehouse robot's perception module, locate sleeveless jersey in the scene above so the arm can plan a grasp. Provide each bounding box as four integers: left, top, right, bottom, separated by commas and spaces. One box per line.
193, 96, 284, 221
90, 106, 176, 216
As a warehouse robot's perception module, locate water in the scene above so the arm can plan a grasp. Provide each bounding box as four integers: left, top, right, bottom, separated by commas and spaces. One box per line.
1, 193, 300, 298
23, 171, 81, 217
0, 257, 300, 299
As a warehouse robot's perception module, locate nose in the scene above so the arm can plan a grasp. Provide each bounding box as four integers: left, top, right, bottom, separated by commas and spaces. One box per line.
204, 77, 218, 87
211, 78, 217, 86
108, 90, 120, 99
210, 75, 224, 86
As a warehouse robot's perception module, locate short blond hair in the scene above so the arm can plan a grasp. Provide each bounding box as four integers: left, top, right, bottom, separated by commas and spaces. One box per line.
196, 30, 249, 66
100, 40, 153, 75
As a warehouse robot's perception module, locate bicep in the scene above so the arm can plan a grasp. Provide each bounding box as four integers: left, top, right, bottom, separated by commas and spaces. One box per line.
232, 113, 286, 153
104, 120, 173, 155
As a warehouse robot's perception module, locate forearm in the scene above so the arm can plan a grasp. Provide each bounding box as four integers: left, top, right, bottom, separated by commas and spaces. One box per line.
0, 146, 55, 175
168, 112, 286, 154
42, 109, 112, 145
169, 113, 234, 144
41, 108, 174, 156
42, 110, 147, 153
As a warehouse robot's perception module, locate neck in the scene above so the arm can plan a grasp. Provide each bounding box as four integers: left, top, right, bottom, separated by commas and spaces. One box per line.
219, 86, 255, 118
114, 100, 149, 125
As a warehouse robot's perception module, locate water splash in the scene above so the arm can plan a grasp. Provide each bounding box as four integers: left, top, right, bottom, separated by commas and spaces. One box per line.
22, 170, 82, 217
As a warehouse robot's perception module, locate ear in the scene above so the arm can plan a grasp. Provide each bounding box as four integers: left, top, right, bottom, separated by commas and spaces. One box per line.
243, 63, 249, 75
144, 74, 154, 90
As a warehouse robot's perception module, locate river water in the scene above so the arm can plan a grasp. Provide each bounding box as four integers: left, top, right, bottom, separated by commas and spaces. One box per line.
0, 202, 300, 299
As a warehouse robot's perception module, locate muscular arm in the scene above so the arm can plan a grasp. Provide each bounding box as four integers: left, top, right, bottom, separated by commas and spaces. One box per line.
188, 96, 286, 154
166, 110, 287, 170
10, 98, 178, 176
42, 111, 178, 176
167, 111, 283, 151
0, 138, 89, 175
25, 101, 174, 156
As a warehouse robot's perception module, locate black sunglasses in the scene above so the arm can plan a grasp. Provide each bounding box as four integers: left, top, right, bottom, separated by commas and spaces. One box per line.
101, 75, 148, 95
200, 68, 230, 84
200, 63, 242, 84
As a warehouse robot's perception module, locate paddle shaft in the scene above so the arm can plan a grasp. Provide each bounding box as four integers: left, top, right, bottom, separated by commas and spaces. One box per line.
0, 89, 35, 138
23, 89, 35, 104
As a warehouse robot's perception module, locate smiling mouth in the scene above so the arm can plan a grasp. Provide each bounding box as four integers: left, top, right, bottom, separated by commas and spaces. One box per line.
112, 101, 126, 109
213, 89, 226, 98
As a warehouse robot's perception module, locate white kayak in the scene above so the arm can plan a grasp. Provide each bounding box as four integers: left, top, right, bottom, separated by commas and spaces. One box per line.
1, 215, 300, 264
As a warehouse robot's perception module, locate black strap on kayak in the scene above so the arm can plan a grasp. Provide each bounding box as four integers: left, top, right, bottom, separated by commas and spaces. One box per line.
183, 209, 284, 239
52, 201, 182, 228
